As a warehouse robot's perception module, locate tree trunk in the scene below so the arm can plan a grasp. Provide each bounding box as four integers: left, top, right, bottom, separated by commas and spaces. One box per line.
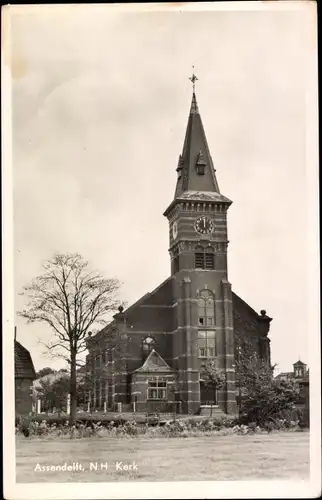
70, 348, 77, 424
210, 385, 214, 417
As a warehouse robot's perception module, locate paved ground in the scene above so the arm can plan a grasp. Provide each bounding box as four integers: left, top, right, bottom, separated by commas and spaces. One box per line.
16, 431, 309, 482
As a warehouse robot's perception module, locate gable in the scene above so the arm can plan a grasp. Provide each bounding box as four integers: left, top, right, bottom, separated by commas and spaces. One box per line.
134, 349, 173, 373
90, 277, 175, 345
232, 292, 259, 334
293, 360, 305, 366
141, 277, 174, 306
232, 291, 262, 356
121, 277, 174, 332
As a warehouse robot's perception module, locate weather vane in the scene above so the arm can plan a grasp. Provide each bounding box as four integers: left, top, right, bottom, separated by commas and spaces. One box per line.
189, 66, 198, 92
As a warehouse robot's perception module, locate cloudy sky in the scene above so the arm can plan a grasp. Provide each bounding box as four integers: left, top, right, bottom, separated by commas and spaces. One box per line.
8, 3, 317, 373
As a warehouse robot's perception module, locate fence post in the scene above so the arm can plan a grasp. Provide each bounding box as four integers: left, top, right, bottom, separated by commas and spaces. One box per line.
67, 394, 71, 415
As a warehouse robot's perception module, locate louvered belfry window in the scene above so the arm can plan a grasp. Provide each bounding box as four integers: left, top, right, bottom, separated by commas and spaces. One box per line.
205, 253, 214, 269
195, 253, 204, 269
195, 248, 215, 270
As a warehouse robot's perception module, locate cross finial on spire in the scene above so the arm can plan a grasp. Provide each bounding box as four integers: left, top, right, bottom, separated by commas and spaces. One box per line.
189, 66, 198, 93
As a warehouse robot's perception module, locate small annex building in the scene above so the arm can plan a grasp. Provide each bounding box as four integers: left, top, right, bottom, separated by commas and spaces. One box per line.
15, 337, 36, 416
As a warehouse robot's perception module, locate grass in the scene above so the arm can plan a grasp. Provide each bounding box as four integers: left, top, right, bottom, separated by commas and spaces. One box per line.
16, 431, 309, 482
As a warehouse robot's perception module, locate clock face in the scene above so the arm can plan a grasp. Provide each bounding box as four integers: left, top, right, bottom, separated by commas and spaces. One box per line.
172, 221, 178, 239
195, 216, 214, 235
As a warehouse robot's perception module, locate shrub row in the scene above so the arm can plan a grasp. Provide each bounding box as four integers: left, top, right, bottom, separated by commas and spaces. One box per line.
15, 412, 156, 426
238, 406, 309, 430
16, 415, 305, 439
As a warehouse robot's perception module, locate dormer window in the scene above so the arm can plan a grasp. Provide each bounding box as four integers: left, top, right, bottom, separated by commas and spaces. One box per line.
196, 151, 206, 175
176, 155, 184, 179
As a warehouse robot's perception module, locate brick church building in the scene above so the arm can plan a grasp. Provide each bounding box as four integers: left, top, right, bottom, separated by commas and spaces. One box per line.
86, 78, 272, 415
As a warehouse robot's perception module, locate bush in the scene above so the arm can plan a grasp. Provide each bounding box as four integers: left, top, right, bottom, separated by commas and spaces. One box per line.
236, 353, 302, 428
297, 406, 310, 429
16, 414, 305, 440
15, 414, 128, 428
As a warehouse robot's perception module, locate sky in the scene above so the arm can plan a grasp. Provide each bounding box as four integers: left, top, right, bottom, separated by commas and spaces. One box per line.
8, 3, 318, 374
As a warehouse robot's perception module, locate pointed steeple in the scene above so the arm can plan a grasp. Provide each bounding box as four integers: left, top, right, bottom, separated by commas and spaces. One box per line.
164, 75, 232, 219
174, 78, 221, 199
190, 91, 199, 114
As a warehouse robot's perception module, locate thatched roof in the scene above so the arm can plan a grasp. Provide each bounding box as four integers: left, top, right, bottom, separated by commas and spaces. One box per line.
15, 340, 36, 380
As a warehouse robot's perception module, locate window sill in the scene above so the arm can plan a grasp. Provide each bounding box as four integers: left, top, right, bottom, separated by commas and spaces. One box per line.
147, 398, 168, 401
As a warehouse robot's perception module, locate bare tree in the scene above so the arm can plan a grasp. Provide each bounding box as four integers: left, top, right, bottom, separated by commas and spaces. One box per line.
18, 253, 122, 423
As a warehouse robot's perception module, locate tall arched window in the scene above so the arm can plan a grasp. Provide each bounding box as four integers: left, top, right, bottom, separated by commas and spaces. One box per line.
198, 289, 215, 326
197, 290, 216, 358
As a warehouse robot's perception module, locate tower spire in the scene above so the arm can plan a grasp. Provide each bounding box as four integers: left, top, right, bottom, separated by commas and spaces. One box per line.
189, 67, 199, 114
173, 71, 223, 198
164, 74, 232, 218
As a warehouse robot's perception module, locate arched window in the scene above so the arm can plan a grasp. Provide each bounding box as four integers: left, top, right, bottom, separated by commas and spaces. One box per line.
197, 290, 215, 326
197, 290, 216, 358
142, 336, 155, 354
195, 246, 215, 270
198, 330, 215, 357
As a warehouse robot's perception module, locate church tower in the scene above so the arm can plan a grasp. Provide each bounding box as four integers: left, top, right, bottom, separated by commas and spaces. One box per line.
164, 74, 237, 414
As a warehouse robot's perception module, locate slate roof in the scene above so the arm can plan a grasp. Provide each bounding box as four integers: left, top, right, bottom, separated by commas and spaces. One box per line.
15, 340, 36, 380
134, 349, 173, 374
174, 91, 221, 198
178, 190, 232, 204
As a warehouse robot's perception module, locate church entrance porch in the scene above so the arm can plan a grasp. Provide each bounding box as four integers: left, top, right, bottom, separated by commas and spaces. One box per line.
130, 349, 176, 413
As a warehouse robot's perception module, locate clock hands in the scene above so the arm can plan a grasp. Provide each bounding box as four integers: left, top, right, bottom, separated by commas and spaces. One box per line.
195, 216, 213, 235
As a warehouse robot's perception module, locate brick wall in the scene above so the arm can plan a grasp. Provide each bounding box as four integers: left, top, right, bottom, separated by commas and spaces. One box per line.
131, 372, 175, 413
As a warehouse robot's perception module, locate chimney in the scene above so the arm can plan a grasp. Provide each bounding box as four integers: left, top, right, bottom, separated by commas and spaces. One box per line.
14, 326, 17, 341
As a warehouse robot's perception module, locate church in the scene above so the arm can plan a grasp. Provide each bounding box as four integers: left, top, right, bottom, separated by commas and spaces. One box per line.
86, 76, 272, 416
